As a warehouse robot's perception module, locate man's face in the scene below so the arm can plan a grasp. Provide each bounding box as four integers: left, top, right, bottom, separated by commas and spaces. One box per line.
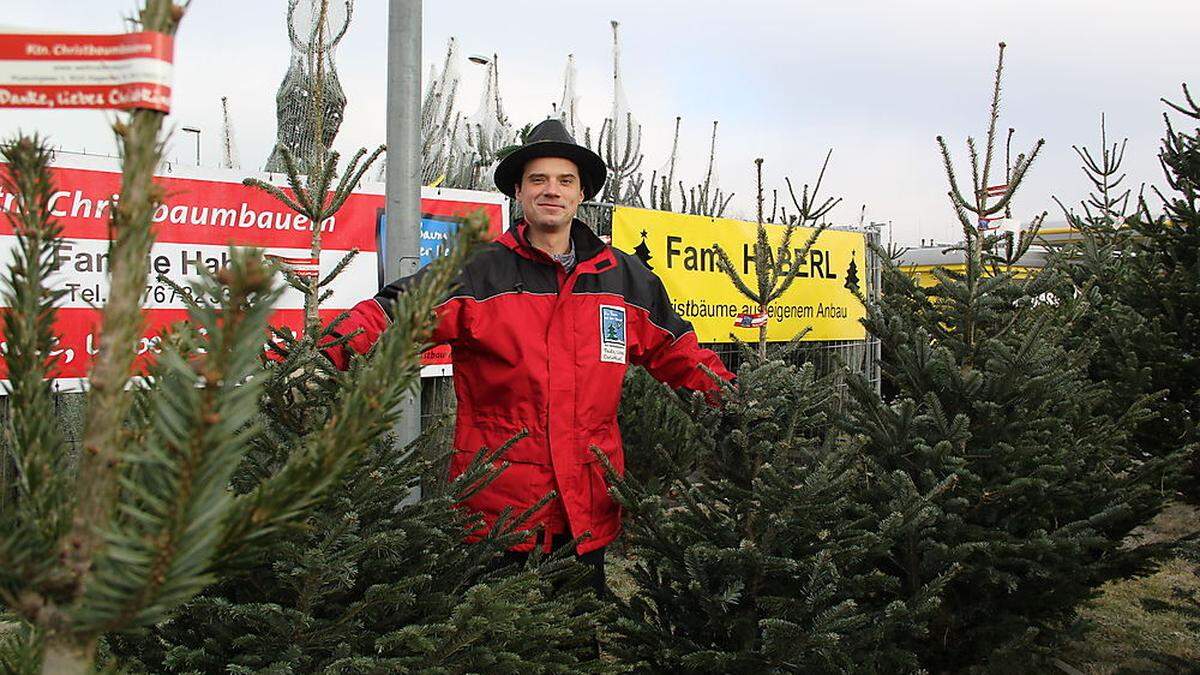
515, 156, 584, 231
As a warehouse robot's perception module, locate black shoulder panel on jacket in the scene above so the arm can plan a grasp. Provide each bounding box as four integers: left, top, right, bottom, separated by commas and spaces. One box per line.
462, 241, 558, 299
373, 241, 558, 319
574, 248, 693, 341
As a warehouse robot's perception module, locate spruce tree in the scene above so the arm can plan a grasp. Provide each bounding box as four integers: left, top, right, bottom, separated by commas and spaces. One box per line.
843, 43, 1178, 670
604, 158, 947, 673
0, 124, 476, 672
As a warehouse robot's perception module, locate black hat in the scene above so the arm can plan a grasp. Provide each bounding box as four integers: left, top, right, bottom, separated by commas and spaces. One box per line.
493, 118, 607, 201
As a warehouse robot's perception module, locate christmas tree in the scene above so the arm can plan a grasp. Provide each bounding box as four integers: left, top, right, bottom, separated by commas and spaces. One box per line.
1047, 114, 1186, 491
617, 366, 706, 495
604, 158, 948, 672
1120, 85, 1200, 498
0, 122, 475, 672
0, 3, 557, 672
110, 380, 607, 672
102, 3, 609, 664
843, 43, 1178, 670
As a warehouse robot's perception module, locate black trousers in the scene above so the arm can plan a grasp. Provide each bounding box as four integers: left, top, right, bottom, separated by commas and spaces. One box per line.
501, 533, 607, 597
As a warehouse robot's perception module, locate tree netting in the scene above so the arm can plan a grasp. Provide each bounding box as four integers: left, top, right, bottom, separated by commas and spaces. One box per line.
557, 54, 579, 138
464, 55, 516, 182
264, 0, 351, 173
219, 96, 240, 170
416, 38, 465, 185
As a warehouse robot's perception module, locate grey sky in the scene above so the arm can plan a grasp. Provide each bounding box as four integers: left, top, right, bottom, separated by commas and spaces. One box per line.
2, 0, 1197, 244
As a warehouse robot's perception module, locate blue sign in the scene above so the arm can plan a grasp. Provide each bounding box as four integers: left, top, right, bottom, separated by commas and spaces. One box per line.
375, 208, 463, 288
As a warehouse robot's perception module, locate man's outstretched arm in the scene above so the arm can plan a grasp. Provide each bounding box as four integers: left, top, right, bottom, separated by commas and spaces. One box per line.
321, 267, 470, 370
628, 270, 734, 395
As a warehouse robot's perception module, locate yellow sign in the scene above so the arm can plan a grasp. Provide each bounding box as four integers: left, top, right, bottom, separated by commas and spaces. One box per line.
612, 207, 867, 343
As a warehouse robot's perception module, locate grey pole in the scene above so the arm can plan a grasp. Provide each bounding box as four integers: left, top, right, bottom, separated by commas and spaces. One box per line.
182, 126, 201, 166
386, 0, 423, 468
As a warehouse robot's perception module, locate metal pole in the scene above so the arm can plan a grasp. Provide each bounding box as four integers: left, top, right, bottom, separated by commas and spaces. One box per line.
386, 0, 423, 475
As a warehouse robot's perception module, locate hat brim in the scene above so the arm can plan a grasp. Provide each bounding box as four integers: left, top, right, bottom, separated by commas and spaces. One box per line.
493, 140, 607, 201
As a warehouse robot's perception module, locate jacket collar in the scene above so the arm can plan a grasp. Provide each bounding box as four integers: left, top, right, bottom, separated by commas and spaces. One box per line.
500, 218, 609, 267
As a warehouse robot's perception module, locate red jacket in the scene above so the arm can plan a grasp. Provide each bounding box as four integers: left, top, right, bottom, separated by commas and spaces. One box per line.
325, 220, 733, 553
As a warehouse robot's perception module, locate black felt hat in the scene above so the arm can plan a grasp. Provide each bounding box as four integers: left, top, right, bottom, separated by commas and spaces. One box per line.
493, 118, 607, 201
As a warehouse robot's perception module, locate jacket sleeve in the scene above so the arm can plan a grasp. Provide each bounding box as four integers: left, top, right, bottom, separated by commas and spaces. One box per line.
321, 266, 470, 371
628, 268, 734, 394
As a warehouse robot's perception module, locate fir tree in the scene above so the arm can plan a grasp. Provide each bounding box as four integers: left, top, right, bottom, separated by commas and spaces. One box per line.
1047, 115, 1182, 490
843, 43, 1178, 670
1, 127, 287, 673
0, 4, 488, 672
1121, 85, 1200, 498
712, 156, 839, 358
617, 367, 705, 495
105, 2, 610, 664
0, 125, 473, 672
110, 402, 608, 673
604, 158, 948, 673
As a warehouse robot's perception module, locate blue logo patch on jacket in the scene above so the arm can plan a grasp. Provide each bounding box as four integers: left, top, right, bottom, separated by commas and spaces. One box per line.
599, 305, 626, 364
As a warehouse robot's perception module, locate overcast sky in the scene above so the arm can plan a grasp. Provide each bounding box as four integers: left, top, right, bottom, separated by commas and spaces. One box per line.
2, 0, 1198, 244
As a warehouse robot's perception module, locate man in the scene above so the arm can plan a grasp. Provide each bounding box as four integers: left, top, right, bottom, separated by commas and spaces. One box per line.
323, 119, 732, 592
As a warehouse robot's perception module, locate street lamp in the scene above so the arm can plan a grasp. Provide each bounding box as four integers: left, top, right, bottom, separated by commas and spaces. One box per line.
181, 126, 201, 166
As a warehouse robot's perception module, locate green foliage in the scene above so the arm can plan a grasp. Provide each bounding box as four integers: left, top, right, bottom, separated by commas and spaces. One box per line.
76, 249, 283, 634
1048, 111, 1186, 486
1120, 85, 1200, 498
112, 429, 607, 673
0, 132, 354, 674
0, 136, 75, 614
0, 63, 470, 674
618, 367, 705, 494
711, 156, 838, 358
1050, 85, 1200, 674
606, 355, 947, 673
842, 45, 1178, 671
110, 218, 608, 672
0, 619, 41, 675
608, 147, 947, 673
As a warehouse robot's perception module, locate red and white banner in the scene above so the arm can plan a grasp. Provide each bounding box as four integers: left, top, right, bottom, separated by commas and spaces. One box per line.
0, 32, 174, 112
0, 154, 508, 390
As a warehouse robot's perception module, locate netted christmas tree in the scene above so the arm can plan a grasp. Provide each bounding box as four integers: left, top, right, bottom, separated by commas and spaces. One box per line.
842, 43, 1179, 670
604, 159, 948, 673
